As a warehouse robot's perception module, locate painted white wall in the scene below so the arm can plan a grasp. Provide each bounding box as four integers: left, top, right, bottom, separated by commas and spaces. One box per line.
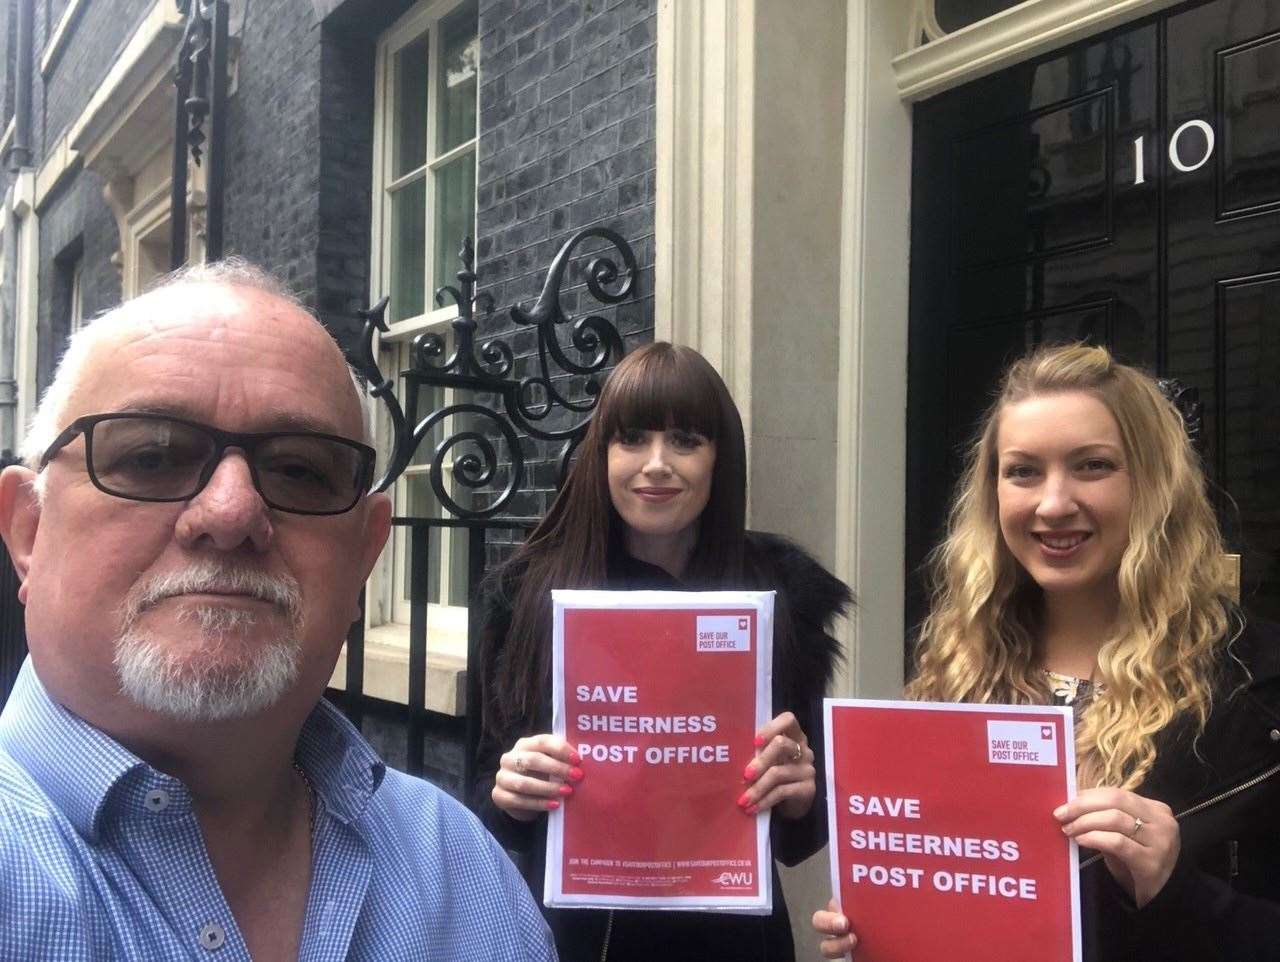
747, 0, 847, 571
834, 0, 915, 703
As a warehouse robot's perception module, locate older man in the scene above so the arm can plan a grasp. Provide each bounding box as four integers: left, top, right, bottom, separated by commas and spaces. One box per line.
0, 261, 556, 961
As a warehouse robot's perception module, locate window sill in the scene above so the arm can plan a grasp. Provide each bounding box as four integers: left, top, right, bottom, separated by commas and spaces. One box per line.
329, 625, 468, 716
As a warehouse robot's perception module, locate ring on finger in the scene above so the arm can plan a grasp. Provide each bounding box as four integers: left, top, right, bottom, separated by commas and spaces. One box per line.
790, 743, 803, 763
1129, 815, 1144, 839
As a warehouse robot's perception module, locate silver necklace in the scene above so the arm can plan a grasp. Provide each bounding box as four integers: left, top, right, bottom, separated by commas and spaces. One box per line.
292, 759, 316, 834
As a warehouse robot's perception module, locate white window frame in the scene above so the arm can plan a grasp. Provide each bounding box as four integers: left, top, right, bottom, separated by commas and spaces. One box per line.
359, 0, 479, 699
371, 0, 478, 337
68, 259, 85, 335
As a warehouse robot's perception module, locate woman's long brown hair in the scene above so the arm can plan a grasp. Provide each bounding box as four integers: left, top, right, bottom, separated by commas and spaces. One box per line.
482, 342, 748, 745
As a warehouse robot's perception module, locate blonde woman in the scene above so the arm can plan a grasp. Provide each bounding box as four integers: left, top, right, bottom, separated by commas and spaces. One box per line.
814, 344, 1280, 961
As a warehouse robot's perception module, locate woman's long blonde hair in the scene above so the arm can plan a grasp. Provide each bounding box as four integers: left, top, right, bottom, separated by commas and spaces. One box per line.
908, 344, 1238, 789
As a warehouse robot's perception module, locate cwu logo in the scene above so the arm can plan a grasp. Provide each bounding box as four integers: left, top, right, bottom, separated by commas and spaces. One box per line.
710, 871, 753, 887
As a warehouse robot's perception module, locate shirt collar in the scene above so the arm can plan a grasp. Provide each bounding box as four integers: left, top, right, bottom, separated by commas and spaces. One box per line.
0, 659, 147, 841
295, 696, 386, 825
0, 658, 387, 836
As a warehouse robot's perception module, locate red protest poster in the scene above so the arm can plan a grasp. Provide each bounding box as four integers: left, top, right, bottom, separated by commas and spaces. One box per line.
545, 590, 774, 912
824, 700, 1080, 961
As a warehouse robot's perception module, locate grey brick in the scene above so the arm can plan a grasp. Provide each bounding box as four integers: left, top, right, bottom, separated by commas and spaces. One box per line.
547, 146, 574, 179
544, 2, 583, 43
507, 0, 550, 37
619, 46, 651, 87
575, 8, 619, 53
570, 123, 619, 171
539, 61, 583, 103
568, 188, 617, 228
570, 65, 620, 112
506, 48, 550, 93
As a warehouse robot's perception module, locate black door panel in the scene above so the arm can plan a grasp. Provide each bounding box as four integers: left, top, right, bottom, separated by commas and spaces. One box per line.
908, 0, 1280, 640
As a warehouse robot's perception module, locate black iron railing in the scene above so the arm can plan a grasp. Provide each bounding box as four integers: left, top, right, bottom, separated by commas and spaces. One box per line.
337, 228, 637, 792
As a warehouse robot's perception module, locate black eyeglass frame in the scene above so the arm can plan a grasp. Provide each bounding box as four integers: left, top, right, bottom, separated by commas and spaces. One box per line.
39, 412, 377, 516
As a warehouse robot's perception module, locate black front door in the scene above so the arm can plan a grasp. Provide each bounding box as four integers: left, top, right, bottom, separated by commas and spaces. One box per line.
907, 0, 1280, 634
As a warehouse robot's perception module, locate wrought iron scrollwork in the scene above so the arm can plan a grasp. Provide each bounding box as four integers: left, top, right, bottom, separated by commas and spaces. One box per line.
351, 229, 636, 518
509, 228, 631, 425
170, 0, 228, 266
174, 1, 217, 166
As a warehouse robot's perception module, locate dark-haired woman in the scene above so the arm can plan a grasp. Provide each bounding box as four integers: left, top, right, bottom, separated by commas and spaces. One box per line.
473, 342, 851, 962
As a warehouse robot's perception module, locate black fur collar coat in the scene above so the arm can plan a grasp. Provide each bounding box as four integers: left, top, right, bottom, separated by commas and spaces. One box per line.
471, 530, 851, 962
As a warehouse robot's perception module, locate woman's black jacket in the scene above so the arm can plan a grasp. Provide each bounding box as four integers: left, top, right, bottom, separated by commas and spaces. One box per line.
470, 531, 851, 962
1086, 616, 1280, 961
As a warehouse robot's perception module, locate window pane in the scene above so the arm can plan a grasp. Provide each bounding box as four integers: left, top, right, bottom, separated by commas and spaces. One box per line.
393, 35, 429, 178
438, 2, 478, 154
448, 528, 470, 607
389, 176, 427, 321
411, 383, 444, 467
404, 474, 442, 605
434, 151, 476, 289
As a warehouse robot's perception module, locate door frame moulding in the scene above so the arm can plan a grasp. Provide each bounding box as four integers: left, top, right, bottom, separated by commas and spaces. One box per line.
653, 0, 755, 452
893, 0, 1184, 101
833, 0, 913, 698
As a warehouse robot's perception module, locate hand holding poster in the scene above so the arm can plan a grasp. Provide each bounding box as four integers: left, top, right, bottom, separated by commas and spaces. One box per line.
824, 700, 1080, 961
545, 590, 774, 912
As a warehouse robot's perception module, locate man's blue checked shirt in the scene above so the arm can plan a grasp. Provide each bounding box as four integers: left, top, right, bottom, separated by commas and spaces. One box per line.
0, 660, 557, 961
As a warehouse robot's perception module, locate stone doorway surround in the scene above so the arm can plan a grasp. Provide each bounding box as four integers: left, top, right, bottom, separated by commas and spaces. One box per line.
653, 0, 1184, 953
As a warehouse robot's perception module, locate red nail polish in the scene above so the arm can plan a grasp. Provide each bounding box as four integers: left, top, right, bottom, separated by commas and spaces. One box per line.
743, 764, 756, 782
559, 784, 574, 796
736, 791, 751, 808
569, 767, 585, 782
569, 751, 582, 765
745, 804, 759, 815
753, 735, 766, 749
547, 799, 561, 810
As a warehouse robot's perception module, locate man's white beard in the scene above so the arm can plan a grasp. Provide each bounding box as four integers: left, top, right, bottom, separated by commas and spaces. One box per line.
113, 562, 304, 722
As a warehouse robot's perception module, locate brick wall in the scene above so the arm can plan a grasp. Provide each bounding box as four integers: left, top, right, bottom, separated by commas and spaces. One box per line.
220, 0, 324, 307
35, 169, 123, 389
226, 0, 412, 353
2, 0, 16, 128
314, 21, 377, 349
473, 0, 657, 556
41, 0, 152, 151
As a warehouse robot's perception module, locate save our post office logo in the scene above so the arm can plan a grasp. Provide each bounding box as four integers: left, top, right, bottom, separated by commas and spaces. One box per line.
695, 615, 752, 652
986, 719, 1058, 767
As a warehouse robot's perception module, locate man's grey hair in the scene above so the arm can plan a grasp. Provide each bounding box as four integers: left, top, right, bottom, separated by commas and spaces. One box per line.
18, 257, 378, 492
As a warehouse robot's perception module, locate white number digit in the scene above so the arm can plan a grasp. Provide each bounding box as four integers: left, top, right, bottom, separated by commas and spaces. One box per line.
1134, 135, 1146, 185
1168, 119, 1215, 173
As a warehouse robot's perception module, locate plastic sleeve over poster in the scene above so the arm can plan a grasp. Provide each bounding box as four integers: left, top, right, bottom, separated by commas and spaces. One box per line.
824, 698, 1081, 962
545, 590, 775, 912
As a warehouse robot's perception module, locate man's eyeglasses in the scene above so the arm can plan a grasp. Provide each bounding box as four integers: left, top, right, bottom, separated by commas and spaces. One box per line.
40, 413, 376, 516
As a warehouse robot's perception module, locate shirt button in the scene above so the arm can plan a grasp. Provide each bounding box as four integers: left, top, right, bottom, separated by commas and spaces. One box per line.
1269, 728, 1280, 743
198, 923, 226, 951
143, 789, 170, 813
